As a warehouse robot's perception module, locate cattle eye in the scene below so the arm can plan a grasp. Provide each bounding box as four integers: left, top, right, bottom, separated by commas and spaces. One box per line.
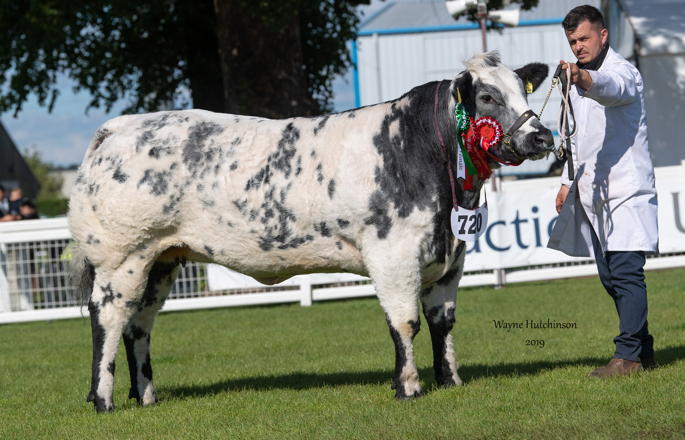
480, 94, 495, 104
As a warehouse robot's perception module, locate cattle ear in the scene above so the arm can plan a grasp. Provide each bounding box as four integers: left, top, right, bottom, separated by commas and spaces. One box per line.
515, 63, 549, 93
450, 71, 475, 115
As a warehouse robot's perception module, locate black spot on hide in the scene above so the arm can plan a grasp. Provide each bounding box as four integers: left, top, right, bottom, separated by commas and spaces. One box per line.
139, 261, 177, 310
335, 241, 343, 250
182, 121, 225, 178
204, 245, 214, 257
347, 111, 356, 119
163, 188, 185, 215
136, 131, 154, 152
245, 122, 300, 190
138, 169, 170, 196
91, 128, 112, 151
314, 222, 332, 237
100, 283, 116, 306
336, 219, 350, 228
327, 179, 336, 198
229, 161, 239, 171
313, 115, 330, 135
316, 163, 324, 183
363, 191, 392, 239
112, 165, 128, 183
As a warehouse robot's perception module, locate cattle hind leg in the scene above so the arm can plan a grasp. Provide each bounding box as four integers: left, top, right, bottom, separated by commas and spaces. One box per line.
420, 246, 466, 387
87, 269, 142, 412
123, 261, 179, 406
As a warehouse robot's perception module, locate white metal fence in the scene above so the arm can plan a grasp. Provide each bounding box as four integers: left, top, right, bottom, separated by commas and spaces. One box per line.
2, 166, 684, 324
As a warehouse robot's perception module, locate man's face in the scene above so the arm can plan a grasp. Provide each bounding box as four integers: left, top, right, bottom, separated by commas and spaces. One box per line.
565, 19, 608, 64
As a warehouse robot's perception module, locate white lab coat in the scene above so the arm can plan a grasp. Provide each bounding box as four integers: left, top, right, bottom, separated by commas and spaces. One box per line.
548, 47, 658, 257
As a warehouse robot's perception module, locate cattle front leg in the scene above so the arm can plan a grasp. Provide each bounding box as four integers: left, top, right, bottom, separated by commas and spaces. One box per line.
386, 315, 422, 399
421, 246, 466, 387
123, 261, 178, 406
366, 246, 424, 399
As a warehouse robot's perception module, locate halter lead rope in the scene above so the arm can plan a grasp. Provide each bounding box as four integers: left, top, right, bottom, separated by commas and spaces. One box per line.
556, 66, 576, 180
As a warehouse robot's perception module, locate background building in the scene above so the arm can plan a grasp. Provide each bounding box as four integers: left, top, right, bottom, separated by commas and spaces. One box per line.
605, 0, 685, 168
0, 122, 39, 198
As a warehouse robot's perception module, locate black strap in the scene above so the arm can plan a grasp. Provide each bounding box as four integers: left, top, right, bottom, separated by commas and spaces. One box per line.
503, 110, 537, 145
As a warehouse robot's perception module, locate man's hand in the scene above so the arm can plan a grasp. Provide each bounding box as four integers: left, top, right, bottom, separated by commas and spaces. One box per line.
555, 185, 570, 213
559, 61, 593, 91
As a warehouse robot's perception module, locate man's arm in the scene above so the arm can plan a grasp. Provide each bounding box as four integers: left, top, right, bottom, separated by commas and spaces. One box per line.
560, 61, 638, 107
555, 185, 569, 214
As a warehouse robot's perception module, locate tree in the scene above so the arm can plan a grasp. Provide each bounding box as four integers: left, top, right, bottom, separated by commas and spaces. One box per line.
22, 148, 63, 199
0, 0, 368, 118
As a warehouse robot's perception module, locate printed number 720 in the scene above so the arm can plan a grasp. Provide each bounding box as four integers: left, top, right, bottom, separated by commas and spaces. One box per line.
457, 213, 483, 235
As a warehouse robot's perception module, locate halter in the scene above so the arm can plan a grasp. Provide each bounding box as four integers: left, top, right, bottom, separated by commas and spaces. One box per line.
451, 83, 539, 167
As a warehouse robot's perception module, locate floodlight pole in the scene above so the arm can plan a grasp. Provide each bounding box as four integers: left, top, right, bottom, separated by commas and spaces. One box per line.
477, 0, 488, 52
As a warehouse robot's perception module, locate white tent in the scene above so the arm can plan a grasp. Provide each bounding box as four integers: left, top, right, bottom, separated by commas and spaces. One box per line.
606, 0, 685, 167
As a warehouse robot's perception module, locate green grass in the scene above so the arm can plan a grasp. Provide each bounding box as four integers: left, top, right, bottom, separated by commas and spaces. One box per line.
1, 268, 684, 439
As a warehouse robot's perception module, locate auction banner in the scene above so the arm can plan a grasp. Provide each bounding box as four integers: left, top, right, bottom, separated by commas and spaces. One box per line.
463, 162, 685, 271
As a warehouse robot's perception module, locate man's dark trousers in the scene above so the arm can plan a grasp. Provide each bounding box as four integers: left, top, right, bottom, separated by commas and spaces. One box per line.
590, 228, 654, 362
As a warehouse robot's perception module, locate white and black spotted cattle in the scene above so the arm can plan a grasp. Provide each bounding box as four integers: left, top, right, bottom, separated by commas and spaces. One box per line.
69, 52, 553, 412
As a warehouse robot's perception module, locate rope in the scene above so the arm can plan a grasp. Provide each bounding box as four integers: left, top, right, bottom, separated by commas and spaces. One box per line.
557, 67, 576, 180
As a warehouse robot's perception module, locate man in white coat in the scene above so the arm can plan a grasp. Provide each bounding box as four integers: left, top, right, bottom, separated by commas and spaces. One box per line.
548, 5, 658, 377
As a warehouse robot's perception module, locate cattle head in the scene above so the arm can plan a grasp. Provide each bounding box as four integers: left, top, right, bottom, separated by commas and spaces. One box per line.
450, 52, 554, 163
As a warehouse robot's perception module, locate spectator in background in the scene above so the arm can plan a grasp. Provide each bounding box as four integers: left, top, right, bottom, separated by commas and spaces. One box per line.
0, 188, 39, 221
7, 188, 23, 216
0, 185, 9, 216
18, 199, 39, 220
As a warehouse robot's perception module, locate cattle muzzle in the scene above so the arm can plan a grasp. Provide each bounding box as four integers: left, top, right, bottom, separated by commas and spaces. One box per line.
502, 112, 555, 162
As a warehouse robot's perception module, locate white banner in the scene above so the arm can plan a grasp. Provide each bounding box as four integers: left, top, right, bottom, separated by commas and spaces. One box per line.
464, 162, 685, 271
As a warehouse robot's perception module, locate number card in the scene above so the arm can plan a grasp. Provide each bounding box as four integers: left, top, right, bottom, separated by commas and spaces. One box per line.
450, 203, 488, 242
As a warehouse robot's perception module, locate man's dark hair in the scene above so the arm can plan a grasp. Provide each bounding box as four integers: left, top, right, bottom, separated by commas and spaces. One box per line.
0, 184, 4, 193
562, 5, 605, 32
19, 198, 35, 209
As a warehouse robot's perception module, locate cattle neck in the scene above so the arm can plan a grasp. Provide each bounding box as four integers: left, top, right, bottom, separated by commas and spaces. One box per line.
432, 80, 484, 210
432, 80, 459, 209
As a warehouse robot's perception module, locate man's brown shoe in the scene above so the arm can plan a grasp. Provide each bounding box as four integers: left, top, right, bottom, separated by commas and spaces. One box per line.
588, 358, 642, 378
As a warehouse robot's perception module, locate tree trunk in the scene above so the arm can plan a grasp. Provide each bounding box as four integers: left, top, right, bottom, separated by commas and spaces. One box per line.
212, 0, 321, 118
178, 0, 226, 112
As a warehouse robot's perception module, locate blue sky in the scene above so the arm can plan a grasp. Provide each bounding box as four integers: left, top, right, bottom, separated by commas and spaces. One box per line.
0, 1, 386, 167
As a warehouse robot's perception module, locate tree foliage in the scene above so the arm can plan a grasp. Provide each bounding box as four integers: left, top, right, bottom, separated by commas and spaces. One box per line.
22, 148, 63, 199
0, 0, 368, 118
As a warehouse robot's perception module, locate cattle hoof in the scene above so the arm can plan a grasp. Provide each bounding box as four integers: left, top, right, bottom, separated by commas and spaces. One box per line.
87, 391, 114, 412
128, 388, 139, 400
93, 398, 114, 413
394, 388, 424, 400
436, 377, 462, 388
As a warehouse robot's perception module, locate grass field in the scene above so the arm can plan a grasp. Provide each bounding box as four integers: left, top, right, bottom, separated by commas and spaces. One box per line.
1, 268, 683, 439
